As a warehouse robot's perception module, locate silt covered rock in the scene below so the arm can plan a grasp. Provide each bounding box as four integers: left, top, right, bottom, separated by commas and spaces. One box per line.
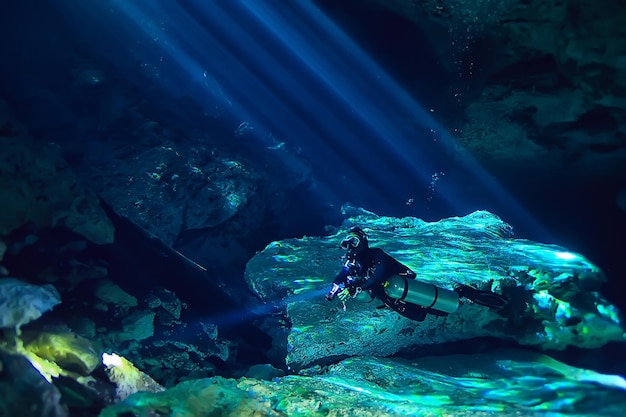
0, 136, 114, 245
0, 278, 61, 331
98, 349, 626, 416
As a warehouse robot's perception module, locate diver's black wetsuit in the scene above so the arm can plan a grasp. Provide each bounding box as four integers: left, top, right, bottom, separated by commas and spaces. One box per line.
332, 246, 447, 321
328, 227, 508, 320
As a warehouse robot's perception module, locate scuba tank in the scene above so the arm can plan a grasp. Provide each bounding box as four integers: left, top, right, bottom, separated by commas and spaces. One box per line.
384, 275, 460, 314
383, 275, 508, 314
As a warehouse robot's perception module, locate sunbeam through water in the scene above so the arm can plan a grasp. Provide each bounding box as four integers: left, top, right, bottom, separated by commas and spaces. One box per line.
56, 0, 548, 239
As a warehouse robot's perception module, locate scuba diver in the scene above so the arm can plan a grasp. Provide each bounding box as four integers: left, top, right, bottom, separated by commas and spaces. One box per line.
325, 226, 508, 321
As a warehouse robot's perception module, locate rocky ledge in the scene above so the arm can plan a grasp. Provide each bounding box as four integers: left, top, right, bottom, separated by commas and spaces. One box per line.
245, 205, 624, 369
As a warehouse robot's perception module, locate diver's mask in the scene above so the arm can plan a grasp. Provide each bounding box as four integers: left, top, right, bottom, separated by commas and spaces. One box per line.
341, 234, 361, 250
340, 227, 367, 254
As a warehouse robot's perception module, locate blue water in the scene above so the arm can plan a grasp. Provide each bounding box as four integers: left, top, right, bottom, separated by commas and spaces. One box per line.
0, 0, 554, 240
6, 1, 626, 317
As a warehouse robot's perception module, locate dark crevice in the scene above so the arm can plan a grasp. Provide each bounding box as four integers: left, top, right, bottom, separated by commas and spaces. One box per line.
574, 106, 620, 131
489, 55, 572, 91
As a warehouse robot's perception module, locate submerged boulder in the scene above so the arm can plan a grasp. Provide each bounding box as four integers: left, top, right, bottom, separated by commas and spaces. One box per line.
22, 331, 101, 376
0, 278, 61, 331
102, 352, 164, 402
84, 141, 260, 246
0, 352, 68, 417
0, 136, 114, 245
245, 207, 624, 369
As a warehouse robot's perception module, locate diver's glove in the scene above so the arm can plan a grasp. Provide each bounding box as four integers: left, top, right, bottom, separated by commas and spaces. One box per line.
325, 276, 361, 302
325, 282, 357, 302
325, 283, 343, 301
337, 287, 352, 302
338, 283, 363, 301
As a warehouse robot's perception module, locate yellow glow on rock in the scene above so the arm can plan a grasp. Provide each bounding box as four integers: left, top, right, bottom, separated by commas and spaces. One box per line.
102, 352, 164, 401
8, 338, 59, 382
22, 351, 63, 382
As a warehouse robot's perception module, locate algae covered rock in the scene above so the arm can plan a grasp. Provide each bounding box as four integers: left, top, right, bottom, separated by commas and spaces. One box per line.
99, 376, 281, 417
245, 207, 625, 369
